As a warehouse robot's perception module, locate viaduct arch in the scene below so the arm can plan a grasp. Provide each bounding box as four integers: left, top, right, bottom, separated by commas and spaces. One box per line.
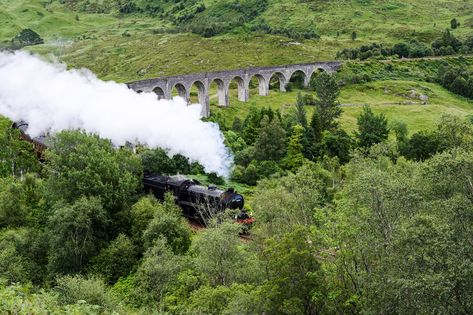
127, 61, 342, 117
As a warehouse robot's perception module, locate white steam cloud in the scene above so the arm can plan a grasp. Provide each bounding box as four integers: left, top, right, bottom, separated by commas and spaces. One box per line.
0, 51, 233, 177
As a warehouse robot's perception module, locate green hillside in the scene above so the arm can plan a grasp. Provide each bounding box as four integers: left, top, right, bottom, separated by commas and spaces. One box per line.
1, 0, 472, 81
1, 0, 472, 132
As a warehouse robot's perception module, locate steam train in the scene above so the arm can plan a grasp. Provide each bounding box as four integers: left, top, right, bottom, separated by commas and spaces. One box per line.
12, 121, 252, 225
143, 173, 248, 223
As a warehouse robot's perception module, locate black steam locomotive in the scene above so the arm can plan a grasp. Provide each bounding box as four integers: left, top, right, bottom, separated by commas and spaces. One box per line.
12, 121, 249, 224
143, 174, 245, 222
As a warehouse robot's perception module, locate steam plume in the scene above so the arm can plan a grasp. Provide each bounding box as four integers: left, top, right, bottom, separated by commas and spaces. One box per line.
0, 51, 232, 177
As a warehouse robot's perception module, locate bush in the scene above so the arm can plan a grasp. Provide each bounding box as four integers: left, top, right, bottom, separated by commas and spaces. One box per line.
89, 234, 137, 284
10, 29, 43, 49
55, 275, 113, 308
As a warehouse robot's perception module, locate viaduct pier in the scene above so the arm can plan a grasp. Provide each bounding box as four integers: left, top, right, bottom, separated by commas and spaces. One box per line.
127, 61, 342, 117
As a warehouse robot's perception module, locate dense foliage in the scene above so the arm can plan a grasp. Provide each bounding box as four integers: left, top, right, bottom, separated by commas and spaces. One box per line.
337, 30, 473, 60
437, 63, 473, 100
1, 63, 473, 314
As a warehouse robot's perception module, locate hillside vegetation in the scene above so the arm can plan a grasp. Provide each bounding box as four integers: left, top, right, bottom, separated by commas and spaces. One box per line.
3, 1, 473, 314
1, 0, 472, 81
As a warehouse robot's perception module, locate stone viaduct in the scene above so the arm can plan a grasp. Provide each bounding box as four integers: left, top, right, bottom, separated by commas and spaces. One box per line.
127, 61, 342, 117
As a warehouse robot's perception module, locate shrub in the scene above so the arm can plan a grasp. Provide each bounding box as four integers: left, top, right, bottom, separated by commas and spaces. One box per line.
10, 29, 43, 49
55, 275, 113, 308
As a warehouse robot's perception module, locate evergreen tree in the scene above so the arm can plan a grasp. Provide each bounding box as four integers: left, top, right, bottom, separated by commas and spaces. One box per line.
355, 106, 389, 148
295, 92, 308, 128
304, 109, 324, 160
450, 18, 460, 29
311, 72, 342, 132
254, 115, 286, 162
283, 124, 306, 171
321, 129, 353, 164
242, 107, 263, 145
351, 31, 357, 41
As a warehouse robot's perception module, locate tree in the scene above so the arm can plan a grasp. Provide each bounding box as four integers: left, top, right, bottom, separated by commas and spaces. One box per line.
436, 114, 473, 150
432, 29, 462, 53
241, 106, 264, 145
55, 275, 113, 308
192, 223, 255, 286
311, 72, 342, 132
402, 131, 440, 161
392, 42, 410, 58
10, 29, 43, 49
142, 194, 192, 254
356, 106, 389, 148
283, 124, 306, 171
351, 31, 357, 41
252, 161, 330, 237
321, 129, 353, 164
45, 131, 142, 214
295, 92, 308, 128
140, 148, 177, 174
130, 196, 158, 245
47, 197, 108, 275
450, 18, 460, 29
135, 238, 189, 303
0, 175, 45, 228
260, 227, 327, 314
254, 115, 286, 162
0, 125, 40, 177
89, 234, 137, 284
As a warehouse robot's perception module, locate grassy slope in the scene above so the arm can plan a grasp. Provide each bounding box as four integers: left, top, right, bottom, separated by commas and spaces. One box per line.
211, 80, 473, 134
1, 0, 472, 82
0, 0, 472, 133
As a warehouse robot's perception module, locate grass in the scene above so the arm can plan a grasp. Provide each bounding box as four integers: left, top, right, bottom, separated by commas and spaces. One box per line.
210, 80, 473, 134
1, 1, 472, 82
1, 0, 473, 136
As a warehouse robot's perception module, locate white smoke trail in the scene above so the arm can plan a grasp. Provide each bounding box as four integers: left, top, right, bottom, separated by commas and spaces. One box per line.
0, 51, 233, 177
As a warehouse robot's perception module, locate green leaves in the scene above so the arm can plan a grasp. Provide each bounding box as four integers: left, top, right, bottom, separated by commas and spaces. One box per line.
356, 105, 389, 148
45, 130, 142, 214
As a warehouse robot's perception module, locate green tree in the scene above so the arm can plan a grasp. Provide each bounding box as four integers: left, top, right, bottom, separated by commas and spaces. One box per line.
436, 114, 473, 150
47, 197, 108, 275
192, 222, 256, 286
55, 275, 114, 308
355, 105, 389, 148
254, 115, 286, 162
351, 31, 357, 41
450, 18, 460, 29
0, 125, 40, 177
184, 284, 272, 315
141, 148, 191, 175
0, 228, 39, 284
45, 131, 142, 214
135, 238, 189, 303
283, 124, 306, 171
392, 42, 410, 58
295, 92, 308, 128
10, 29, 43, 49
252, 161, 330, 236
241, 106, 264, 145
321, 129, 353, 164
260, 227, 327, 314
311, 72, 342, 132
89, 234, 137, 284
130, 196, 158, 245
402, 131, 440, 161
224, 130, 246, 154
142, 194, 192, 254
0, 175, 45, 228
